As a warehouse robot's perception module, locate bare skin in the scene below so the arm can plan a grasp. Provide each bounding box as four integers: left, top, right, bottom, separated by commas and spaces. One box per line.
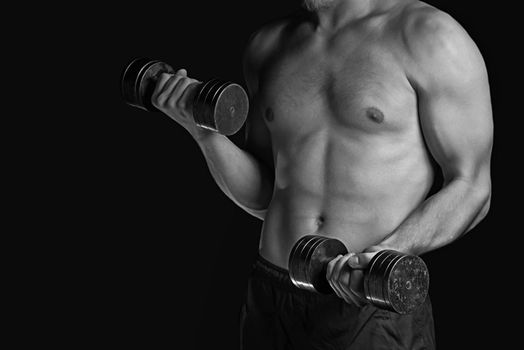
152, 0, 492, 306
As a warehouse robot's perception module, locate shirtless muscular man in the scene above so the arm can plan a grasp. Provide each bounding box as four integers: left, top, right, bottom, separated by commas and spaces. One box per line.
150, 0, 493, 348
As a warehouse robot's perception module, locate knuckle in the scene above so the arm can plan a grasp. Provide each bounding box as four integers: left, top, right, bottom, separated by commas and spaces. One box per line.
151, 96, 159, 108
152, 95, 163, 108
160, 72, 172, 79
157, 92, 170, 105
332, 264, 342, 276
177, 77, 190, 88
326, 261, 336, 277
167, 95, 177, 109
176, 99, 186, 110
329, 256, 340, 267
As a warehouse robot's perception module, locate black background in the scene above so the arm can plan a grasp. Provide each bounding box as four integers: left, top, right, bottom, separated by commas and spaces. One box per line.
24, 0, 517, 348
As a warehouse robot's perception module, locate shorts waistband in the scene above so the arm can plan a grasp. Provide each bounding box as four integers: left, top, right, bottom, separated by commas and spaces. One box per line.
253, 254, 304, 292
255, 254, 289, 276
253, 254, 330, 298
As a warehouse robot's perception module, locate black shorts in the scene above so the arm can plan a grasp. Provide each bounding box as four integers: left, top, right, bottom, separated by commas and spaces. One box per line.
240, 254, 436, 350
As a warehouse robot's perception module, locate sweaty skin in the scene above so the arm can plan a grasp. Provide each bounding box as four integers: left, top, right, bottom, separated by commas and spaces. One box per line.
152, 0, 492, 305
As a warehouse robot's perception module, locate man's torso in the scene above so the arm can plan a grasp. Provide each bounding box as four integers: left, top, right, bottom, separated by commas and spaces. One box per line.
251, 1, 437, 268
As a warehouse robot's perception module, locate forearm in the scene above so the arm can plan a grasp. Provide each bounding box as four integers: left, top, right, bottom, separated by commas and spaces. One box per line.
376, 176, 491, 255
193, 131, 273, 220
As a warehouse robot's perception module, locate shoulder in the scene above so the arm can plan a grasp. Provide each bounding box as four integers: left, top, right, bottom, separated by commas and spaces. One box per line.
401, 4, 469, 58
399, 2, 486, 85
243, 12, 307, 73
243, 18, 290, 70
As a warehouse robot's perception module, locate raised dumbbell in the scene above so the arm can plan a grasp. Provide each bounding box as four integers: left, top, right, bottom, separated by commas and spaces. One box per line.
121, 58, 249, 136
288, 235, 429, 314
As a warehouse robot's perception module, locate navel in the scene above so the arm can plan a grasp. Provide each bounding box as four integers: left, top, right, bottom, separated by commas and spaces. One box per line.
366, 107, 385, 124
265, 108, 275, 122
315, 215, 325, 228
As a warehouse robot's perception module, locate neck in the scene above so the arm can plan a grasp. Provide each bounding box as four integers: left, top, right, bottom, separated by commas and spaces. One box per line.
309, 0, 401, 31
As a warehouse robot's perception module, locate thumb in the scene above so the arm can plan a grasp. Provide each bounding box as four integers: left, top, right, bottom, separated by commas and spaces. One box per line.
347, 252, 375, 269
176, 68, 188, 76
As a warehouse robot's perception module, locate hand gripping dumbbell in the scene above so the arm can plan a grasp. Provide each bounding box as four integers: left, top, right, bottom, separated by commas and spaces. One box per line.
288, 235, 429, 314
121, 58, 249, 136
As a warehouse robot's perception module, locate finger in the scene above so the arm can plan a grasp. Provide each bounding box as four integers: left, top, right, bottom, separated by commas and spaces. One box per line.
326, 254, 342, 282
332, 254, 352, 283
152, 73, 173, 99
338, 255, 369, 307
338, 269, 357, 303
167, 77, 195, 110
153, 74, 178, 107
329, 277, 346, 302
347, 252, 376, 269
331, 255, 353, 301
178, 79, 200, 110
176, 68, 187, 76
347, 288, 365, 307
337, 265, 364, 306
326, 255, 344, 299
349, 269, 366, 300
156, 74, 184, 106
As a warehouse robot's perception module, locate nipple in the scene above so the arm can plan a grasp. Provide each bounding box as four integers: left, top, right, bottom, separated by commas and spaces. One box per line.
316, 215, 325, 227
366, 107, 385, 124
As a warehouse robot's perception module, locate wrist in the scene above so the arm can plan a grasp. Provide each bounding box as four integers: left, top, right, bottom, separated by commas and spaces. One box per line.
189, 126, 218, 143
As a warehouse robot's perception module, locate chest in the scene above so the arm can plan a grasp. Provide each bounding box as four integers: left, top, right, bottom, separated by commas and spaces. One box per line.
258, 41, 417, 136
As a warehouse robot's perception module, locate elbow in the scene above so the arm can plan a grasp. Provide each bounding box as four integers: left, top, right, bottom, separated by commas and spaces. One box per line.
476, 184, 491, 222
240, 200, 270, 221
462, 173, 492, 230
248, 208, 269, 221
449, 167, 491, 218
240, 187, 273, 221
472, 173, 491, 220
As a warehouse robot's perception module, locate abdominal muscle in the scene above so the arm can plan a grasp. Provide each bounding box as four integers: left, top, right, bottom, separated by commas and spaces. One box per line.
258, 127, 434, 270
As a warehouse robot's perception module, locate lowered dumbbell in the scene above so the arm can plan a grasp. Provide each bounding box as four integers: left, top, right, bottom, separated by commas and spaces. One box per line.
288, 235, 429, 314
121, 58, 249, 136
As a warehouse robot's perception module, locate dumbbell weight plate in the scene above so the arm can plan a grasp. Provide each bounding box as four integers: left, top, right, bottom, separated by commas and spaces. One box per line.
384, 255, 429, 314
121, 58, 175, 112
297, 236, 321, 283
194, 79, 225, 131
364, 250, 389, 306
307, 237, 348, 294
301, 236, 328, 291
288, 235, 312, 289
203, 79, 234, 129
368, 251, 398, 309
372, 251, 402, 309
201, 80, 249, 135
380, 252, 405, 311
289, 235, 322, 290
211, 83, 249, 135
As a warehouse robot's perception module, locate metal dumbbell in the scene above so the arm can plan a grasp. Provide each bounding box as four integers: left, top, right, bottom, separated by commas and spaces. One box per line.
288, 235, 430, 314
121, 58, 249, 136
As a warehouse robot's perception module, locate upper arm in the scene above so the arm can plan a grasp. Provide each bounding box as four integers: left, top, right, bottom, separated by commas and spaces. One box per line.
241, 28, 276, 171
405, 10, 493, 184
